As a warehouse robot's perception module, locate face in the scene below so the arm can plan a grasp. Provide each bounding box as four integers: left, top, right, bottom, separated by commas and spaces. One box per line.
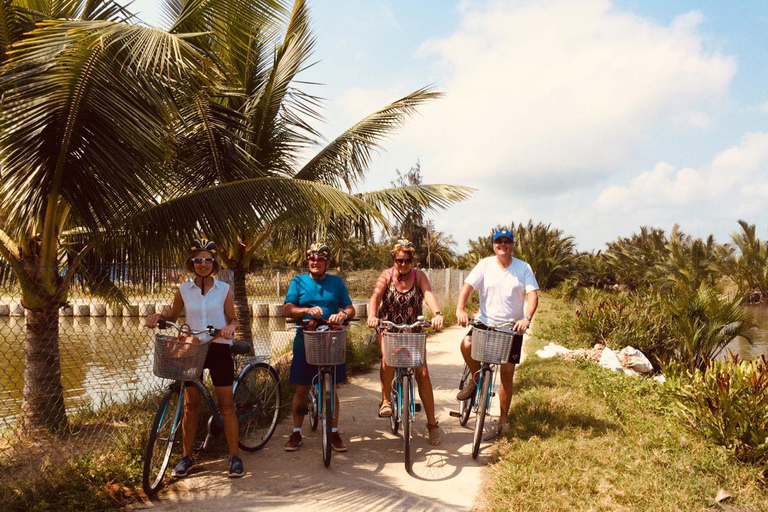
393, 250, 414, 269
307, 253, 329, 277
493, 238, 514, 257
191, 250, 215, 276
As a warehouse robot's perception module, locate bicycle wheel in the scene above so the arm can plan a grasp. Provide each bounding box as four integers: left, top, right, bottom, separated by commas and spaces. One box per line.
321, 371, 333, 467
472, 368, 492, 459
458, 365, 473, 427
308, 384, 319, 431
143, 384, 183, 496
402, 374, 412, 472
389, 377, 399, 435
234, 362, 281, 451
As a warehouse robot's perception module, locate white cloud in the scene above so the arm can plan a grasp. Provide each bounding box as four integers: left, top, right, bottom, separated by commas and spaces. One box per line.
337, 0, 735, 196
761, 101, 768, 115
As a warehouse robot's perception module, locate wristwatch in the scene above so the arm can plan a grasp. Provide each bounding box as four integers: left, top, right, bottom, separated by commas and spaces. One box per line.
434, 311, 442, 316
340, 311, 348, 320
524, 315, 533, 321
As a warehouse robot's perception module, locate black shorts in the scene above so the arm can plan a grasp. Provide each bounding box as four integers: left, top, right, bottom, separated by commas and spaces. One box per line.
466, 327, 524, 365
184, 342, 235, 388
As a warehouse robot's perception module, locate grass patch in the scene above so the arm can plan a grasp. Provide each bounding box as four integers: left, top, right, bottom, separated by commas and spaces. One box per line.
479, 292, 768, 512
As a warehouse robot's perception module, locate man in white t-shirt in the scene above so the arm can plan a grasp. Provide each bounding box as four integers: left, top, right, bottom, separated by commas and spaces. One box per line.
455, 229, 539, 436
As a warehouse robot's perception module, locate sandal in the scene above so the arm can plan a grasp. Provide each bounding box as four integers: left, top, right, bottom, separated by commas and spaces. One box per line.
427, 422, 440, 446
378, 400, 392, 418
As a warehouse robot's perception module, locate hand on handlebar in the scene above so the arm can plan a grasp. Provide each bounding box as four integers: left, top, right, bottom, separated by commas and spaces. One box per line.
367, 316, 379, 329
513, 318, 531, 334
219, 324, 236, 339
431, 314, 443, 331
456, 309, 469, 327
146, 313, 162, 328
327, 312, 347, 324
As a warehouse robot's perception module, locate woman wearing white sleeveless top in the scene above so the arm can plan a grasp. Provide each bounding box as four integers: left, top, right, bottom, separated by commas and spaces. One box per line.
146, 239, 243, 478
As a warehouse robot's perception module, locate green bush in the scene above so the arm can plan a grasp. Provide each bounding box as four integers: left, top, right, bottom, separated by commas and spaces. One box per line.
667, 357, 768, 464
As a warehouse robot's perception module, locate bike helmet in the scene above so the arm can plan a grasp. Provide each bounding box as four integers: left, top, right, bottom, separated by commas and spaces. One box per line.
306, 243, 331, 261
391, 238, 416, 255
185, 238, 220, 274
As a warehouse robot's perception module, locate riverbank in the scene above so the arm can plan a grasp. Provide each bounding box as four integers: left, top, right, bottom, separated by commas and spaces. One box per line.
479, 294, 768, 512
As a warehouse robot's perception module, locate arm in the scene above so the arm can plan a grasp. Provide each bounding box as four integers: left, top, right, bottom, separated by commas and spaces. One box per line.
284, 302, 323, 319
366, 269, 390, 328
514, 290, 539, 334
417, 270, 443, 331
329, 280, 355, 325
219, 289, 239, 339
455, 282, 474, 327
146, 290, 183, 327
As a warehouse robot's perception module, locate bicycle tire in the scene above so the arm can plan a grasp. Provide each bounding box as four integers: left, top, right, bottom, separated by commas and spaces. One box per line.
472, 368, 492, 459
143, 384, 183, 496
308, 384, 319, 431
389, 377, 399, 435
402, 374, 412, 472
322, 371, 333, 467
234, 362, 281, 452
458, 365, 473, 427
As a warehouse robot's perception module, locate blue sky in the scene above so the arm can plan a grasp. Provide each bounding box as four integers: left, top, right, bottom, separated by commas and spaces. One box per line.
123, 0, 768, 252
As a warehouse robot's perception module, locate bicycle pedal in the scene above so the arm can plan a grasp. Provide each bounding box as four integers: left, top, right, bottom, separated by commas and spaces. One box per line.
414, 403, 422, 412
449, 411, 461, 418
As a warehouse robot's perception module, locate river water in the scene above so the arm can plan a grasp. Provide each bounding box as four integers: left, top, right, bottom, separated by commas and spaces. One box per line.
1, 308, 766, 426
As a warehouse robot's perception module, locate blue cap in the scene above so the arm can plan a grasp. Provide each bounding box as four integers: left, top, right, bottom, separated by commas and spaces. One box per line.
492, 230, 514, 243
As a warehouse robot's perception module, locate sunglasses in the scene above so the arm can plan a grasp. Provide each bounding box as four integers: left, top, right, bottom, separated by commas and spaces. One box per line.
307, 256, 328, 262
192, 257, 215, 264
394, 258, 413, 265
494, 239, 513, 244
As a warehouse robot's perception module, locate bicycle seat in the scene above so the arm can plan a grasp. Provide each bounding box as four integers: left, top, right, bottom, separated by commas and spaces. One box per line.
231, 341, 252, 355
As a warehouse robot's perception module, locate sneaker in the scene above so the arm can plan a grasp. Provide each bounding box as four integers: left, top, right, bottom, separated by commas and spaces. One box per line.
284, 431, 302, 451
456, 380, 477, 401
331, 432, 348, 452
228, 456, 244, 478
172, 455, 194, 477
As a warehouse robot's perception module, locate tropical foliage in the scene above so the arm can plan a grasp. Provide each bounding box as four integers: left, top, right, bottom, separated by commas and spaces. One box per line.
719, 220, 768, 304
0, 0, 471, 432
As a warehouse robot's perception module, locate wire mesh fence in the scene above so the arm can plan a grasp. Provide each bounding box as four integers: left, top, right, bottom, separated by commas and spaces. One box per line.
0, 264, 463, 479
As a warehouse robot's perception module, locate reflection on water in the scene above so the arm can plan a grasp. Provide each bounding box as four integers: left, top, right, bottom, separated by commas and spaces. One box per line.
0, 316, 292, 426
721, 306, 768, 361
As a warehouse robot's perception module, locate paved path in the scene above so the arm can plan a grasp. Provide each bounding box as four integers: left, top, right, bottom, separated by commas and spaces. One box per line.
135, 325, 509, 512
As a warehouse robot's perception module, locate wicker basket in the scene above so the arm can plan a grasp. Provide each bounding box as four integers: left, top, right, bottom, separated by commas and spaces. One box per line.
382, 332, 427, 368
153, 334, 210, 380
304, 328, 347, 366
470, 327, 515, 364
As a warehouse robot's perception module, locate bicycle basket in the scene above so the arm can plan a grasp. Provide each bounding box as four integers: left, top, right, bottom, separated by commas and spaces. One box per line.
382, 332, 427, 368
304, 328, 347, 366
153, 334, 210, 380
470, 327, 515, 364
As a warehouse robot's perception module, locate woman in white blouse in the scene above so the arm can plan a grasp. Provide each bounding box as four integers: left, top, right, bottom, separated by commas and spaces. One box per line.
146, 239, 243, 478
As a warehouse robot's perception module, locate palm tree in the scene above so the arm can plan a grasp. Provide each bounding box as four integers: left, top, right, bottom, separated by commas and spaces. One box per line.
721, 220, 768, 303
163, 0, 472, 343
423, 220, 456, 269
0, 0, 396, 432
512, 220, 578, 289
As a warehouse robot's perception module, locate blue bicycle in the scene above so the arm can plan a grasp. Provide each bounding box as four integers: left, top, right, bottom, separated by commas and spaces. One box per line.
143, 321, 281, 495
378, 316, 430, 471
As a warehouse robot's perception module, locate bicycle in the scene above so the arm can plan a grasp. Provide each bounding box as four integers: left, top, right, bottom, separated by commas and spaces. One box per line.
377, 316, 430, 471
451, 318, 522, 459
143, 320, 281, 495
290, 318, 349, 467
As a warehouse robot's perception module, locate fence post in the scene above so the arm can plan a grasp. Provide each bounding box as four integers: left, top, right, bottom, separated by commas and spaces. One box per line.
276, 271, 281, 298
444, 269, 451, 302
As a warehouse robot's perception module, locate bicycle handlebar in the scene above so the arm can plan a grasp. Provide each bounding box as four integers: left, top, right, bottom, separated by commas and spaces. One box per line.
469, 317, 519, 332
157, 319, 218, 336
377, 316, 430, 331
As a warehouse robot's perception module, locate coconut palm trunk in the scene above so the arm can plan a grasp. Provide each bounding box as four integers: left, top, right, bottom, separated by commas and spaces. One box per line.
22, 305, 67, 432
232, 266, 254, 346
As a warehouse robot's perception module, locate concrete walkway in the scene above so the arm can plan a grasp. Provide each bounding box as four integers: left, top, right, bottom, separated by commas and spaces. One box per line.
135, 325, 509, 512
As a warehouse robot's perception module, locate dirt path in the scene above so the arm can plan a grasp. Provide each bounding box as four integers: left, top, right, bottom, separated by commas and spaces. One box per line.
134, 325, 510, 512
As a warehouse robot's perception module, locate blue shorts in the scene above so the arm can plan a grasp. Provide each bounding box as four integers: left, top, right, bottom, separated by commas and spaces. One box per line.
289, 333, 347, 386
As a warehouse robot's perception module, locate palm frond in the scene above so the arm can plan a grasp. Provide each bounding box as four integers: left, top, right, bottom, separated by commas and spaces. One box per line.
294, 87, 443, 188
357, 184, 474, 225
0, 19, 216, 239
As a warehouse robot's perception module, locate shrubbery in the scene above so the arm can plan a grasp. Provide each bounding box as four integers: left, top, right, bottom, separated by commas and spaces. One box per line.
667, 356, 768, 464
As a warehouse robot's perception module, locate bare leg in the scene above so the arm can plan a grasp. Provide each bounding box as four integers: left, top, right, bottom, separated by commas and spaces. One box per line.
414, 365, 437, 426
182, 386, 201, 457
497, 363, 516, 429
292, 384, 310, 429
460, 335, 479, 380
214, 385, 239, 457
380, 334, 395, 403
